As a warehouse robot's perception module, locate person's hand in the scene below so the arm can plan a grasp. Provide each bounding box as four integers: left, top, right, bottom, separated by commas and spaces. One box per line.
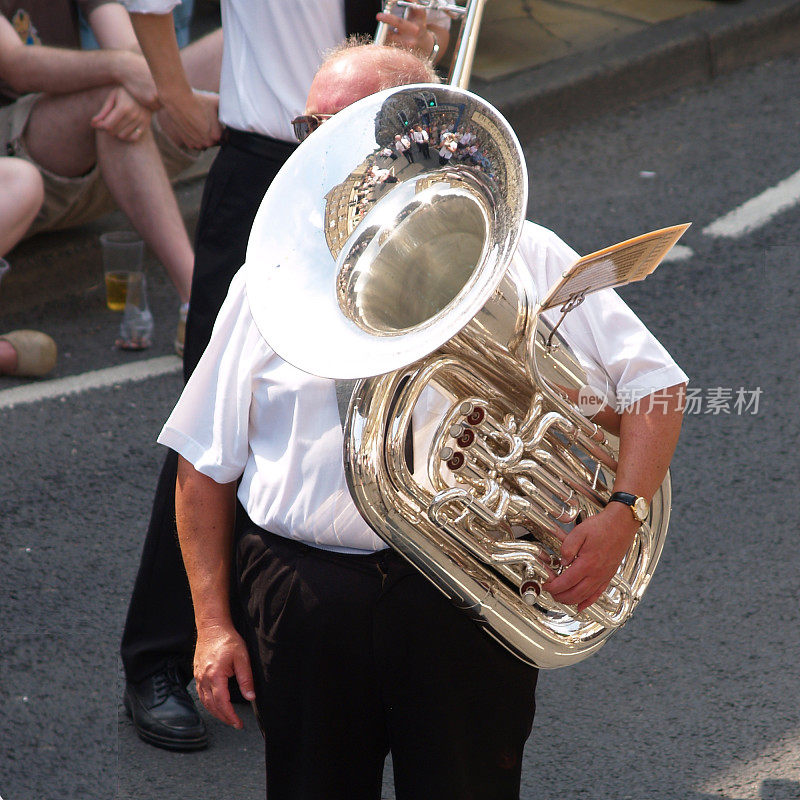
159, 90, 222, 151
194, 621, 256, 729
378, 2, 434, 56
91, 87, 152, 143
543, 504, 641, 612
116, 50, 161, 111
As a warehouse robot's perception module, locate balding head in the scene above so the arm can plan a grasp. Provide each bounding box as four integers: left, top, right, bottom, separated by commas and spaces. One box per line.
305, 44, 439, 117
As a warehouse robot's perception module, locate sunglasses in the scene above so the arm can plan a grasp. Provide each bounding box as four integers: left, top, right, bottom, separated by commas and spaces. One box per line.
291, 113, 334, 142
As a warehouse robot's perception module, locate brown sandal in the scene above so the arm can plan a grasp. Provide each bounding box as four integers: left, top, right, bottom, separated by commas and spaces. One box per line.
0, 329, 57, 377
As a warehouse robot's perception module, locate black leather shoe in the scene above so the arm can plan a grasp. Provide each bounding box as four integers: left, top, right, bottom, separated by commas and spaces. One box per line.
124, 662, 208, 751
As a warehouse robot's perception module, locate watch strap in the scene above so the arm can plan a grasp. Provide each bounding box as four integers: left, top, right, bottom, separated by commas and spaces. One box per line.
608, 491, 637, 507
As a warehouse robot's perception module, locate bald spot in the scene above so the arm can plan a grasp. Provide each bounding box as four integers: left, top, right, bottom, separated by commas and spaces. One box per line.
305, 45, 434, 117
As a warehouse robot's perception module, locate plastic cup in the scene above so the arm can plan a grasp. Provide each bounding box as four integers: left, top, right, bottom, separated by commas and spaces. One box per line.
118, 271, 154, 350
100, 231, 144, 311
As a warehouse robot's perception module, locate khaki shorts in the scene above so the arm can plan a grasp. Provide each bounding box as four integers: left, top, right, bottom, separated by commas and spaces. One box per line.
0, 93, 199, 235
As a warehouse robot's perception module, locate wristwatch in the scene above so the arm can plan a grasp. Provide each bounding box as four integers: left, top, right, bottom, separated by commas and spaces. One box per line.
608, 491, 649, 523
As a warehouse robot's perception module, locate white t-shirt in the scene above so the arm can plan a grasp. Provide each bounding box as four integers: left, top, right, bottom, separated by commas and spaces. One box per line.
158, 221, 688, 554
123, 0, 449, 142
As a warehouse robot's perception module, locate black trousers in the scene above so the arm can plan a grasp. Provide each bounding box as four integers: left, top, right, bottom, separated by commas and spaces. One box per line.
235, 523, 539, 800
120, 133, 298, 682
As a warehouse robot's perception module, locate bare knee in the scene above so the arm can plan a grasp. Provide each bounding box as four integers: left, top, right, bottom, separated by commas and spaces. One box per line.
23, 86, 113, 177
0, 157, 44, 226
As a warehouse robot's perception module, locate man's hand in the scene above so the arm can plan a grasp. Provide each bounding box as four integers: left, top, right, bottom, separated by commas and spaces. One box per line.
114, 50, 160, 110
125, 12, 221, 149
91, 87, 152, 142
194, 621, 256, 729
159, 90, 221, 151
379, 4, 429, 49
544, 503, 641, 612
545, 382, 686, 613
377, 2, 449, 61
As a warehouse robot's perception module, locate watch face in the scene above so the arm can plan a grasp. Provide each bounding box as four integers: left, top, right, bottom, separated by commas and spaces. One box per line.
633, 497, 649, 522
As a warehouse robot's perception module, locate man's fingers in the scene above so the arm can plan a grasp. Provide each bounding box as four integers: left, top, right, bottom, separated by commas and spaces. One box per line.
172, 119, 210, 151
543, 556, 585, 596
576, 587, 606, 613
91, 101, 148, 142
201, 673, 243, 729
208, 117, 223, 145
91, 92, 116, 126
196, 681, 213, 718
404, 6, 427, 25
548, 574, 594, 607
98, 106, 127, 136
115, 116, 144, 141
377, 12, 420, 38
376, 11, 402, 26
107, 114, 141, 141
212, 681, 244, 729
558, 526, 585, 567
233, 650, 257, 703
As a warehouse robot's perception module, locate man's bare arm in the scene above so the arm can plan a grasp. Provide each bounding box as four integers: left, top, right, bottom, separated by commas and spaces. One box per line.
129, 12, 221, 148
0, 15, 157, 107
544, 382, 686, 611
175, 455, 255, 729
86, 2, 142, 52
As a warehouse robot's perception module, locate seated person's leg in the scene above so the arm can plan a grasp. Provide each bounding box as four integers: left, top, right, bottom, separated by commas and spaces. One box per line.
19, 88, 194, 305
0, 156, 56, 378
178, 27, 223, 93
0, 156, 43, 253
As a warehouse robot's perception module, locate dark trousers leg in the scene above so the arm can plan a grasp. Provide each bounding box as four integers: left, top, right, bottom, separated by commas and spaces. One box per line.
236, 528, 390, 800
235, 523, 538, 800
120, 137, 297, 682
377, 574, 538, 800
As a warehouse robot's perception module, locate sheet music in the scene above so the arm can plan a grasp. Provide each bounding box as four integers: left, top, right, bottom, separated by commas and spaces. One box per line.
538, 223, 690, 313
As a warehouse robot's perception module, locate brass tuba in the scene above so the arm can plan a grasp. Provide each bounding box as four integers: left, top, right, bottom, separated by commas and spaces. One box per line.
245, 81, 685, 669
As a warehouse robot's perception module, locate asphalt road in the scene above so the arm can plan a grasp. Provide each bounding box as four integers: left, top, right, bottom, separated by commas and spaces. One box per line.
1, 54, 799, 800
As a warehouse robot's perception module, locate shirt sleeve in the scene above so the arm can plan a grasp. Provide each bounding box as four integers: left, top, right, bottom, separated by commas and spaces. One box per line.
158, 268, 273, 484
515, 221, 689, 409
119, 0, 182, 13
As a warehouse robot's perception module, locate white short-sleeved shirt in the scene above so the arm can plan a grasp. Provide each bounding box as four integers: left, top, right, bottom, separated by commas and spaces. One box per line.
123, 0, 450, 141
159, 221, 688, 553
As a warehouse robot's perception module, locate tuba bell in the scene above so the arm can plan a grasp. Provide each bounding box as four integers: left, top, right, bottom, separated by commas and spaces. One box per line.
245, 83, 682, 669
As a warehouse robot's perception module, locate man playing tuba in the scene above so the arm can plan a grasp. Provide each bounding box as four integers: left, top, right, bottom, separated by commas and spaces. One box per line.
159, 43, 688, 799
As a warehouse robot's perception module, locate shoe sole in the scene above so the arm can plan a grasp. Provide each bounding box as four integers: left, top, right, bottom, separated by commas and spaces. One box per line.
123, 691, 209, 752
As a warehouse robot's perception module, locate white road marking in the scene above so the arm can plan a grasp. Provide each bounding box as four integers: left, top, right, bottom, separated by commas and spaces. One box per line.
661, 244, 695, 263
703, 167, 800, 238
0, 355, 181, 410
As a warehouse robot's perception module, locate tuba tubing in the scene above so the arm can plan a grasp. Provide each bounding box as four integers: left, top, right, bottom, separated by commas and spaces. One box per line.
342, 286, 671, 668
